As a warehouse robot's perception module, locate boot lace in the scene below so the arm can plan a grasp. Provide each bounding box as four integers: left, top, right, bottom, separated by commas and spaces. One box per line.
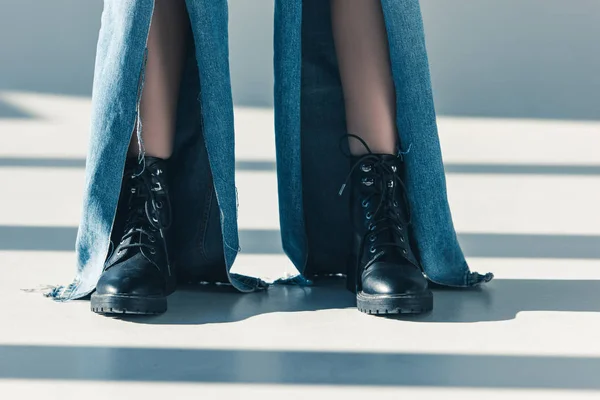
117, 166, 172, 256
339, 135, 412, 266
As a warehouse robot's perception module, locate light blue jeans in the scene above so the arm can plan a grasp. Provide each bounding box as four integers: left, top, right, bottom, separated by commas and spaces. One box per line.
49, 0, 492, 301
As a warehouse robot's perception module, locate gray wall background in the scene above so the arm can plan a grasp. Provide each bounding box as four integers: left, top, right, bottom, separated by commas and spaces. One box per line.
1, 0, 599, 120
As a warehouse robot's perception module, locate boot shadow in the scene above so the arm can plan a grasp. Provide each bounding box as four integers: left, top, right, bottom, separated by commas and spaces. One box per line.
121, 276, 600, 325
396, 278, 600, 323
123, 277, 356, 325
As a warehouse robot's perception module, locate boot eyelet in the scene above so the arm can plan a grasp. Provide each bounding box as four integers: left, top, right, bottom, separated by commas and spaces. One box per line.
400, 237, 405, 243
397, 224, 403, 231
393, 201, 399, 208
155, 201, 163, 209
149, 248, 156, 255
402, 249, 408, 255
361, 199, 369, 208
370, 246, 377, 254
365, 212, 373, 220
369, 235, 377, 242
361, 164, 372, 173
368, 223, 376, 231
149, 235, 156, 243
361, 177, 374, 187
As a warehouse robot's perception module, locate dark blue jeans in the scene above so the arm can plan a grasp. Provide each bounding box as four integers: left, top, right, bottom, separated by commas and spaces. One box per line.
49, 0, 491, 302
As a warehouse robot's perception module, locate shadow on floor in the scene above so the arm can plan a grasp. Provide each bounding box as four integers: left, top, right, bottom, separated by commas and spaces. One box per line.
0, 99, 36, 119
117, 277, 600, 325
0, 226, 285, 255
1, 343, 600, 389
0, 158, 276, 171
2, 225, 600, 260
123, 279, 354, 325
4, 157, 600, 176
411, 278, 600, 323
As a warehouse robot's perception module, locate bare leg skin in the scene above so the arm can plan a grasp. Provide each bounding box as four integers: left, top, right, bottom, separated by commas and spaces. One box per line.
129, 0, 190, 159
331, 0, 398, 155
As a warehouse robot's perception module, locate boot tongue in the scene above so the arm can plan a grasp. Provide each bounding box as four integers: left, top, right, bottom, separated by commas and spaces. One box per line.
125, 156, 167, 177
375, 154, 399, 162
350, 153, 397, 163
144, 156, 166, 170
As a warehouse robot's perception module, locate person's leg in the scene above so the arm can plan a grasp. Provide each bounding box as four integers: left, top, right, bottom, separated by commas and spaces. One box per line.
331, 0, 432, 315
331, 0, 397, 155
129, 0, 189, 159
92, 0, 190, 316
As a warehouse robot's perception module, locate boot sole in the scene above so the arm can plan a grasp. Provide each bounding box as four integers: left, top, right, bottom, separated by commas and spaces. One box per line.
90, 293, 167, 315
356, 291, 433, 315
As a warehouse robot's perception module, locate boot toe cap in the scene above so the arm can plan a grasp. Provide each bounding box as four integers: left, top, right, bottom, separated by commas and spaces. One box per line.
361, 262, 429, 296
96, 264, 165, 297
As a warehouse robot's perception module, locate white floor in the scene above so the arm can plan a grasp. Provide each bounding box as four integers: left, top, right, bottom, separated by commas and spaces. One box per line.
1, 91, 600, 399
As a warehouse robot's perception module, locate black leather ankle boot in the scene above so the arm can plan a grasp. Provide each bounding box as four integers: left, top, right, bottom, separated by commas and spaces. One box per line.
91, 156, 175, 315
344, 151, 433, 315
